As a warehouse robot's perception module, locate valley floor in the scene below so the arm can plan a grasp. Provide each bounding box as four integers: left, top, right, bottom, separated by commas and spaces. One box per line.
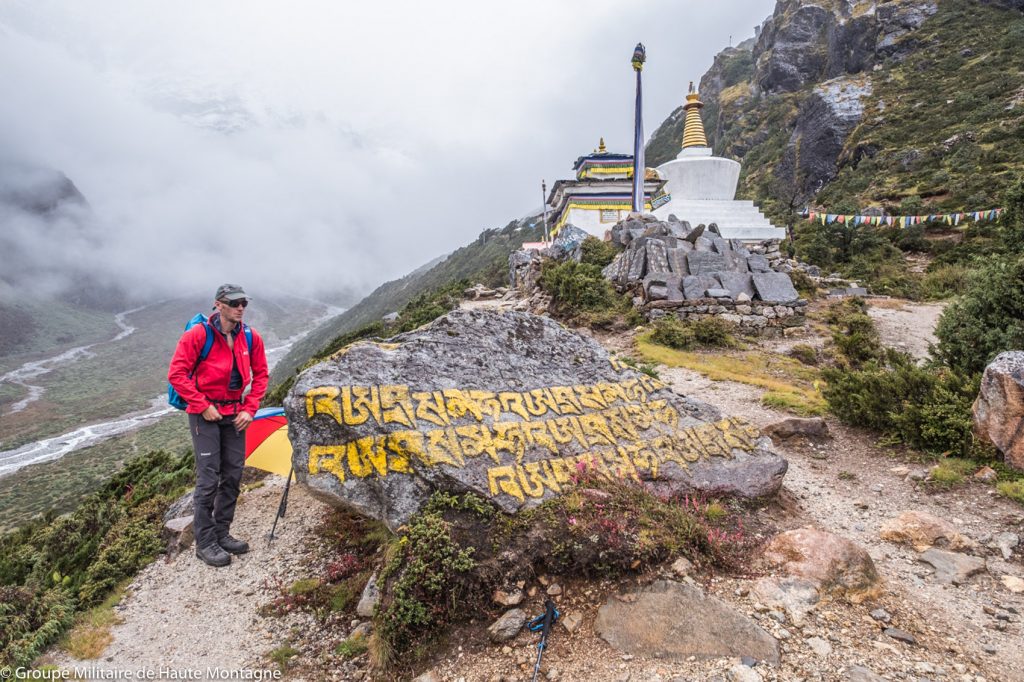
41, 300, 1024, 682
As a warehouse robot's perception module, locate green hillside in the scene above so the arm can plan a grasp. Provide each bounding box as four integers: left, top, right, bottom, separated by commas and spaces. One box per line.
649, 0, 1024, 213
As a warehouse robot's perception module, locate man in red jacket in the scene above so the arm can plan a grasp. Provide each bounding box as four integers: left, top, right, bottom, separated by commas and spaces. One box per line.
168, 283, 269, 567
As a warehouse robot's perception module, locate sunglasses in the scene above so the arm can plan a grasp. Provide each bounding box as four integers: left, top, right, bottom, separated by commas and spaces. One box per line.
220, 299, 249, 308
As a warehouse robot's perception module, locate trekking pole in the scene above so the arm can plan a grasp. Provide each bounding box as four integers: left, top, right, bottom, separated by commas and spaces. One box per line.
267, 465, 294, 547
527, 598, 559, 682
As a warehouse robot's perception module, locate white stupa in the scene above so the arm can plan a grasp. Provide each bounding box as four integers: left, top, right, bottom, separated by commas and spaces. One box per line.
652, 83, 785, 241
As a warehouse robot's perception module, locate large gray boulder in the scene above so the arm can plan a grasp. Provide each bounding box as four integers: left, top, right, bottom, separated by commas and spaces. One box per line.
973, 351, 1024, 471
285, 310, 787, 530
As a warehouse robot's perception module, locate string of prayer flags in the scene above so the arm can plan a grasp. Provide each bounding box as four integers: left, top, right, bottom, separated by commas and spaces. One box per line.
803, 208, 1003, 228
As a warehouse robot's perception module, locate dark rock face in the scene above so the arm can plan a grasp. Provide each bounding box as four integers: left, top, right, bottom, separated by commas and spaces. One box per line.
754, 2, 833, 94
285, 310, 787, 530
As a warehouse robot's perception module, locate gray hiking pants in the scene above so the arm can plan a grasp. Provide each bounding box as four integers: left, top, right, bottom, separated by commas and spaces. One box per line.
188, 414, 246, 549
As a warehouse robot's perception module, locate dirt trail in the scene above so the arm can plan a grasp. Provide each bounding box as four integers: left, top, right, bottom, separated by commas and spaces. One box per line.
866, 299, 946, 361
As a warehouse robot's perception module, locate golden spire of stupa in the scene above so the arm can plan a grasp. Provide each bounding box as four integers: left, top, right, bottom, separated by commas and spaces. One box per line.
681, 81, 708, 149
598, 137, 607, 153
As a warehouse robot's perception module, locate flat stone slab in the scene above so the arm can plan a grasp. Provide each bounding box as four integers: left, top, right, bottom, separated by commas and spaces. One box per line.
683, 275, 721, 301
595, 580, 780, 665
752, 272, 800, 303
716, 272, 756, 300
919, 548, 986, 585
687, 251, 728, 275
286, 310, 787, 530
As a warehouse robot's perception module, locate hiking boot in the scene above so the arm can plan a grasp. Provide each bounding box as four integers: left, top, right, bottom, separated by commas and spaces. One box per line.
218, 534, 250, 555
196, 543, 231, 567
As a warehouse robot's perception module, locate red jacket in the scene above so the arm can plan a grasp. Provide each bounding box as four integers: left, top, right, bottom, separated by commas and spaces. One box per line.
167, 314, 269, 416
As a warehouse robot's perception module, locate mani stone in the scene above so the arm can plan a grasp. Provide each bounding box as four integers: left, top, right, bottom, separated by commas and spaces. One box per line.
687, 251, 728, 275
666, 248, 691, 276
752, 273, 800, 303
717, 272, 756, 300
628, 247, 648, 281
682, 223, 705, 244
646, 241, 670, 275
683, 275, 721, 301
747, 254, 770, 273
643, 273, 682, 302
285, 310, 788, 530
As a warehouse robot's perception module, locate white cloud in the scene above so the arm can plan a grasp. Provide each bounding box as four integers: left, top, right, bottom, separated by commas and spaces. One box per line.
0, 0, 776, 300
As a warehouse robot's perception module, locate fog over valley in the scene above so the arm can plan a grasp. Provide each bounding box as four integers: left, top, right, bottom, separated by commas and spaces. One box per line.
0, 0, 775, 304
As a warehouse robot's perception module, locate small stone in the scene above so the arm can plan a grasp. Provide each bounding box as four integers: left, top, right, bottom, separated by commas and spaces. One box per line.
356, 572, 380, 617
412, 671, 441, 682
671, 557, 694, 577
883, 627, 917, 644
806, 636, 832, 656
870, 484, 883, 493
982, 644, 997, 654
890, 466, 911, 477
728, 663, 763, 682
1001, 575, 1024, 593
488, 609, 527, 643
990, 532, 1019, 560
973, 466, 997, 483
560, 612, 582, 634
546, 583, 563, 596
493, 588, 525, 607
847, 665, 886, 682
870, 608, 891, 623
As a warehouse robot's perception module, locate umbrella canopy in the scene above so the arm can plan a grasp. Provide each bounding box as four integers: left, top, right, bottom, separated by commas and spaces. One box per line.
244, 407, 292, 476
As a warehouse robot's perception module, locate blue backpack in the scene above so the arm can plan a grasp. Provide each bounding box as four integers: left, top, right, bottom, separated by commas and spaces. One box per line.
167, 313, 253, 410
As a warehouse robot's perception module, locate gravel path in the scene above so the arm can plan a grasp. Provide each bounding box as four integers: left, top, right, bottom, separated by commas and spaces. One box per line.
866, 300, 946, 361
44, 477, 328, 679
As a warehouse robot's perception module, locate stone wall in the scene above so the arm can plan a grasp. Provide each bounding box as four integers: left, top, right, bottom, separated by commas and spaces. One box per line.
646, 298, 808, 334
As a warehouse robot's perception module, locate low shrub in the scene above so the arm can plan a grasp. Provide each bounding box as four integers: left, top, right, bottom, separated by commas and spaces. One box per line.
580, 236, 620, 268
934, 255, 1024, 375
929, 458, 975, 486
788, 344, 819, 366
788, 270, 818, 298
824, 299, 883, 367
921, 263, 972, 300
822, 351, 979, 456
539, 260, 617, 316
649, 317, 735, 351
997, 480, 1024, 505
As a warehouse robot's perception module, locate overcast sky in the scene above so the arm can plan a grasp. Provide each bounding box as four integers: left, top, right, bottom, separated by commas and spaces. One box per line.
0, 0, 776, 302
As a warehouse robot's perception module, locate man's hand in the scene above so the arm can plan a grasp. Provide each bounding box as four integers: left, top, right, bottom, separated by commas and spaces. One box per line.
234, 410, 253, 431
201, 405, 223, 421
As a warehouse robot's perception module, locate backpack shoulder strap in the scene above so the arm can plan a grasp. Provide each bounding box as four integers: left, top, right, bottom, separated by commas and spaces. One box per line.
198, 322, 215, 361
242, 323, 253, 352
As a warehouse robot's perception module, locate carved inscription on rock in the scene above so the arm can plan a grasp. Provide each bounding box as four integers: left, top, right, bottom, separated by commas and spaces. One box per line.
285, 310, 786, 529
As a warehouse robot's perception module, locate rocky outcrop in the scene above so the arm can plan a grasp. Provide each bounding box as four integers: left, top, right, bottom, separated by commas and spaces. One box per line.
752, 0, 937, 96
972, 351, 1024, 471
285, 309, 787, 530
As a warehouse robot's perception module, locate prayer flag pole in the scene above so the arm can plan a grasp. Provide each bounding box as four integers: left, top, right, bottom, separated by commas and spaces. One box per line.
631, 43, 646, 214
542, 179, 549, 244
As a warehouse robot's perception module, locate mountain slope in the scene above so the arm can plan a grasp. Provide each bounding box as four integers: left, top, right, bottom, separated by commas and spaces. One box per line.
647, 0, 1024, 220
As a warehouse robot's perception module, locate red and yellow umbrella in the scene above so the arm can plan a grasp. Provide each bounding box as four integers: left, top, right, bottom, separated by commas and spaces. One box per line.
245, 407, 292, 476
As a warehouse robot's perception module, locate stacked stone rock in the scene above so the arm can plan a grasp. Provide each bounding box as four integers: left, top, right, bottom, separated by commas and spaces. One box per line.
603, 214, 806, 332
